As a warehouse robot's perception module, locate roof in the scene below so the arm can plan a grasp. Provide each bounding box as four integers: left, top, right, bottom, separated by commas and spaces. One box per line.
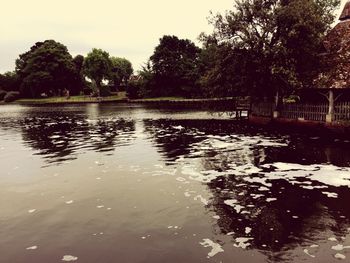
340, 1, 350, 21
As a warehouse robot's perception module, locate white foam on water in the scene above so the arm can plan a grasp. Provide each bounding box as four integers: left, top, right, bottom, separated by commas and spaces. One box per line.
328, 237, 338, 242
302, 185, 315, 190
224, 199, 238, 206
251, 194, 265, 199
62, 255, 78, 261
224, 199, 245, 213
184, 192, 191, 197
322, 192, 338, 198
28, 209, 36, 213
332, 244, 350, 251
266, 198, 277, 202
256, 141, 287, 147
258, 186, 269, 191
268, 162, 317, 171
334, 253, 346, 260
310, 244, 319, 248
303, 249, 316, 258
234, 237, 253, 249
227, 232, 235, 236
245, 227, 252, 234
65, 200, 73, 204
172, 125, 185, 130
176, 177, 187, 182
194, 195, 209, 205
266, 163, 350, 188
199, 238, 224, 258
97, 205, 104, 208
26, 246, 38, 250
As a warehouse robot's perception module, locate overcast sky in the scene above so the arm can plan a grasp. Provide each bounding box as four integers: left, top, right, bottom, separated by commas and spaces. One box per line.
0, 0, 348, 73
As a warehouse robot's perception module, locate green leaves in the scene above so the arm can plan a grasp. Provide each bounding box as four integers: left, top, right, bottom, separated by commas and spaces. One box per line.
149, 35, 201, 97
83, 48, 112, 88
15, 40, 76, 98
109, 57, 133, 90
203, 0, 340, 98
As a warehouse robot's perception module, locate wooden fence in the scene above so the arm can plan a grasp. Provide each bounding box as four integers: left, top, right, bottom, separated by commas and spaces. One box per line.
334, 102, 350, 121
280, 103, 328, 122
251, 102, 274, 117
251, 100, 350, 123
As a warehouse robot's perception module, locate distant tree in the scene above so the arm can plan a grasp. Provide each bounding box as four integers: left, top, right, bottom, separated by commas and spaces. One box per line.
71, 54, 86, 95
73, 55, 84, 74
83, 48, 112, 94
15, 40, 76, 98
0, 71, 20, 91
203, 0, 340, 100
109, 57, 133, 91
149, 35, 201, 97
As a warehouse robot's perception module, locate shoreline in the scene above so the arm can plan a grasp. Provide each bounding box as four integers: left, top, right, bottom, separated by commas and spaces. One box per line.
1, 96, 240, 106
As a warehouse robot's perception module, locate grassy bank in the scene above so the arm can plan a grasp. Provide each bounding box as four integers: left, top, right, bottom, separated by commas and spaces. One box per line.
129, 97, 185, 102
15, 92, 127, 105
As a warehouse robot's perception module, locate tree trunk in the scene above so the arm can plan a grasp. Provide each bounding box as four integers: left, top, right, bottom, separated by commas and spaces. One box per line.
328, 90, 334, 115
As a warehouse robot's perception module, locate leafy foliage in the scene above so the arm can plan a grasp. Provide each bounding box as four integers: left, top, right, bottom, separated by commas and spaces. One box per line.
149, 35, 201, 97
71, 54, 86, 95
201, 0, 340, 99
83, 48, 112, 93
15, 40, 77, 98
0, 71, 20, 92
109, 57, 133, 91
0, 90, 7, 100
4, 91, 20, 102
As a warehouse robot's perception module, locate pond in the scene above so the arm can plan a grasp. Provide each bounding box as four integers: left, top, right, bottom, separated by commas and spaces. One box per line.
0, 103, 350, 263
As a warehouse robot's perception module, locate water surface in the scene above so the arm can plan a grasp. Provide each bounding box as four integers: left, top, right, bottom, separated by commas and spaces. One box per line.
0, 103, 350, 262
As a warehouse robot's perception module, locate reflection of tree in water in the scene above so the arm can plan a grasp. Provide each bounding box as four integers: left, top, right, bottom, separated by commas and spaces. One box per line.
143, 119, 269, 163
21, 116, 135, 164
208, 171, 350, 261
144, 119, 350, 260
143, 119, 205, 162
204, 140, 350, 261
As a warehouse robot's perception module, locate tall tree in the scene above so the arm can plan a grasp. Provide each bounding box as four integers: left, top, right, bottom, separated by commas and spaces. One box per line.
71, 54, 86, 95
109, 57, 133, 91
16, 40, 77, 98
203, 0, 340, 100
83, 48, 112, 94
149, 35, 201, 97
0, 71, 20, 91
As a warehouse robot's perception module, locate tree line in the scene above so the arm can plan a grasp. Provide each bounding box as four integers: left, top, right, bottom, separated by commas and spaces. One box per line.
0, 41, 133, 101
0, 0, 341, 102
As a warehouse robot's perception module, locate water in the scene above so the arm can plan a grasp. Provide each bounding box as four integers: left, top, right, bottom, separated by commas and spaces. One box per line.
0, 103, 350, 262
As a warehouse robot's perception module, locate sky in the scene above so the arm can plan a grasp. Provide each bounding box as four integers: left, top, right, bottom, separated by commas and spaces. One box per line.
0, 0, 348, 73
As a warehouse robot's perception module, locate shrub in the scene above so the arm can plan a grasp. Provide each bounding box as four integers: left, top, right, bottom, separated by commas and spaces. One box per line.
100, 86, 111, 97
4, 91, 20, 102
126, 81, 140, 99
0, 90, 7, 100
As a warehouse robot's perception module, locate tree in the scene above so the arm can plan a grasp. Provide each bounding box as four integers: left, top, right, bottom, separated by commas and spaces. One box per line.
203, 0, 340, 100
109, 57, 133, 91
83, 48, 111, 94
0, 71, 20, 91
15, 40, 77, 98
71, 54, 86, 95
149, 35, 201, 97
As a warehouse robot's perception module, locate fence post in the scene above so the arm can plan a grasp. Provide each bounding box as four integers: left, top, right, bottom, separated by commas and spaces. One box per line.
326, 90, 334, 123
